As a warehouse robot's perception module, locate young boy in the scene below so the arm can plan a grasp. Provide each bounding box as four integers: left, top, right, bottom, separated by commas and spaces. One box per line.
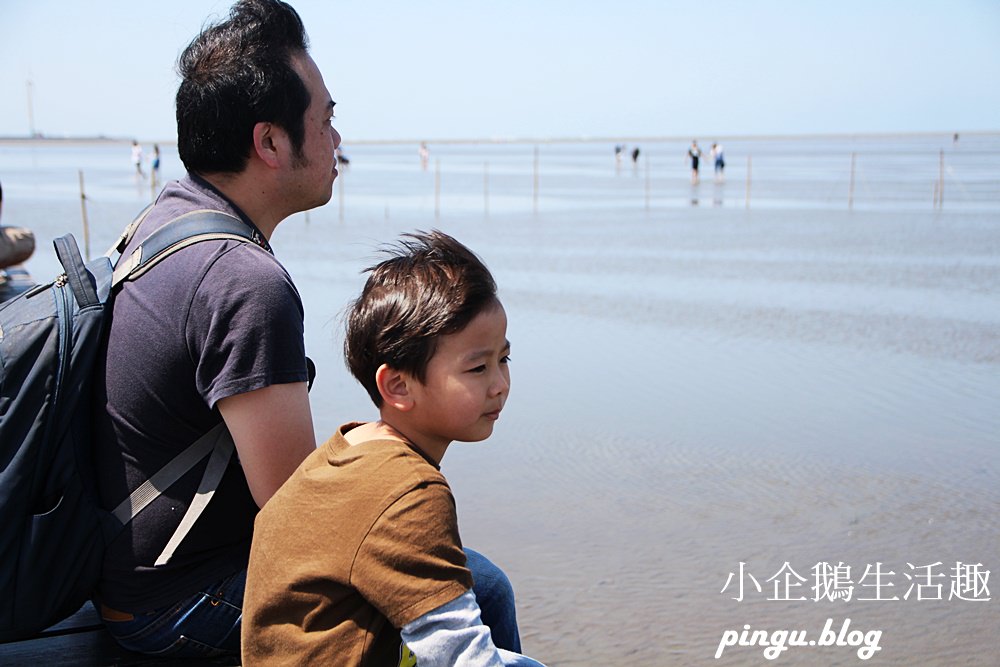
242, 231, 544, 666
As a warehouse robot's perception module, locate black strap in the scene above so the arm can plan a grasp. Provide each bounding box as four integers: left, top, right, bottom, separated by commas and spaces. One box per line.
54, 235, 99, 308
134, 211, 254, 260
111, 210, 258, 287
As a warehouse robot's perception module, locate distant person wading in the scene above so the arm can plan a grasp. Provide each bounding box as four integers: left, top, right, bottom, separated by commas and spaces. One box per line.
688, 140, 702, 184
711, 142, 725, 182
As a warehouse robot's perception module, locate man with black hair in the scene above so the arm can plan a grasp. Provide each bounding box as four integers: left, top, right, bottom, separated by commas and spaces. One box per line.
92, 0, 522, 658
92, 0, 333, 656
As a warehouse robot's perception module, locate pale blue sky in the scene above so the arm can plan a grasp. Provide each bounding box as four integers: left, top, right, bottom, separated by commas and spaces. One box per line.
1, 0, 998, 142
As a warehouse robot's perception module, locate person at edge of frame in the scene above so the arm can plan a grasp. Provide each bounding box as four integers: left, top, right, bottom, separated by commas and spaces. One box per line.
0, 180, 36, 278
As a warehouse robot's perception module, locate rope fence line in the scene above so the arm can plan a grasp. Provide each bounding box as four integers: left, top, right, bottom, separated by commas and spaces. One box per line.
326, 145, 999, 220
61, 143, 999, 232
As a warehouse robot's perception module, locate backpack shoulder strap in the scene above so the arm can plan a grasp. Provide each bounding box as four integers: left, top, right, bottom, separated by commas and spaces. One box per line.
104, 204, 154, 258
105, 208, 254, 565
111, 209, 256, 287
110, 423, 235, 567
110, 423, 229, 526
154, 426, 234, 566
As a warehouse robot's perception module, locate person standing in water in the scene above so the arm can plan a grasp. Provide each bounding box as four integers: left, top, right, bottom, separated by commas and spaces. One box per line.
151, 144, 161, 185
419, 142, 430, 170
687, 140, 702, 185
711, 142, 725, 183
131, 140, 145, 179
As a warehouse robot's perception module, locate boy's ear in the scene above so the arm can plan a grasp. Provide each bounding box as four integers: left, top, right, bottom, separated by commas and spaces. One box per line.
375, 364, 415, 412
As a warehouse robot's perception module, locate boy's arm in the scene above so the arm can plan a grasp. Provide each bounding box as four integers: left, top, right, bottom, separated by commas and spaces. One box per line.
355, 482, 544, 665
401, 591, 545, 667
401, 591, 501, 667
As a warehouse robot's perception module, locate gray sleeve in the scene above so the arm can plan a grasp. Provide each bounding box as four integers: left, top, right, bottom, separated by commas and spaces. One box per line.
401, 591, 546, 667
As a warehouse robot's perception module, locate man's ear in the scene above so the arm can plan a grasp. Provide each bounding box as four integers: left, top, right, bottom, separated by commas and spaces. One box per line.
375, 364, 415, 412
252, 121, 282, 169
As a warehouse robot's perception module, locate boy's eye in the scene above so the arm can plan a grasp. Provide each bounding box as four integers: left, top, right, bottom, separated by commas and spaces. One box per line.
469, 355, 510, 373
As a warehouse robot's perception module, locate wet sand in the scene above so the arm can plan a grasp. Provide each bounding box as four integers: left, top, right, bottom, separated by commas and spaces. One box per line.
5, 140, 999, 665
284, 205, 998, 665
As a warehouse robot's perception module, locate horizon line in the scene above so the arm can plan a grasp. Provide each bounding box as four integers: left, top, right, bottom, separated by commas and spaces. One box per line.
1, 129, 997, 147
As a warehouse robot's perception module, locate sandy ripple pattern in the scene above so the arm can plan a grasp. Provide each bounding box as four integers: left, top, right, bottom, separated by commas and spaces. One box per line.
443, 207, 1000, 665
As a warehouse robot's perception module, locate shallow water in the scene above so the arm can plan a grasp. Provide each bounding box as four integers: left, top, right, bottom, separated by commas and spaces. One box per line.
2, 138, 998, 665
441, 207, 999, 666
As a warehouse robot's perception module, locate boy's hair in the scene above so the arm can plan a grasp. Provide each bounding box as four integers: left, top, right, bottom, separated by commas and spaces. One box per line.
345, 230, 498, 407
175, 0, 310, 174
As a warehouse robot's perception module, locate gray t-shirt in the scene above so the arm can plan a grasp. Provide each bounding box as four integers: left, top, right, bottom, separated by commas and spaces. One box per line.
92, 175, 308, 611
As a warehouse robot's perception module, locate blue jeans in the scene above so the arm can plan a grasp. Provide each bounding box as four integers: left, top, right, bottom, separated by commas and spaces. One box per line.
464, 548, 522, 653
102, 548, 521, 657
101, 569, 245, 657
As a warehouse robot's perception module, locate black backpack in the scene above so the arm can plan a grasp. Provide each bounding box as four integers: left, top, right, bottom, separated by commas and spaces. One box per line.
0, 208, 257, 641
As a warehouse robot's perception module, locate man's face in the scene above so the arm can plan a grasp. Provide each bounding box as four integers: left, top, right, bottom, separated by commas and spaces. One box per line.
286, 53, 341, 212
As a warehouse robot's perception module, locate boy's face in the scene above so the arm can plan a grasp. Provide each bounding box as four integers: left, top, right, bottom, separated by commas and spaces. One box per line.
405, 301, 511, 460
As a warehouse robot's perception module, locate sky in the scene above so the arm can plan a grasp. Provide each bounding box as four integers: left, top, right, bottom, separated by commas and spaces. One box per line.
1, 0, 998, 143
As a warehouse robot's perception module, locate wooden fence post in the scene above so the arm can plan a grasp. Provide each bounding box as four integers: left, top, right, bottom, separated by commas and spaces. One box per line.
78, 170, 90, 260
484, 161, 490, 218
435, 159, 441, 219
532, 145, 539, 214
645, 154, 651, 211
338, 166, 344, 223
848, 152, 856, 210
937, 149, 944, 208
